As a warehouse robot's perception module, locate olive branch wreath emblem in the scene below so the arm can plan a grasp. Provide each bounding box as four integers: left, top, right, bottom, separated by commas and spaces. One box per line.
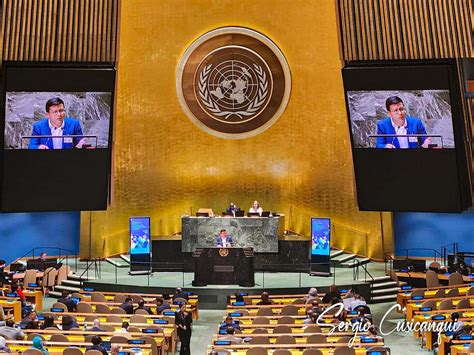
198, 63, 268, 119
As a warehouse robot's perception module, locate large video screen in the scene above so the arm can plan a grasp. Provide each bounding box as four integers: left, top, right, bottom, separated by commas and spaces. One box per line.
311, 218, 330, 256
0, 64, 115, 212
130, 217, 151, 255
347, 90, 454, 149
5, 92, 111, 149
342, 62, 471, 212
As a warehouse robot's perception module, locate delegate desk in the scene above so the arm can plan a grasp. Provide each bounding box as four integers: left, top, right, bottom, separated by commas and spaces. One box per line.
193, 247, 255, 287
182, 215, 284, 253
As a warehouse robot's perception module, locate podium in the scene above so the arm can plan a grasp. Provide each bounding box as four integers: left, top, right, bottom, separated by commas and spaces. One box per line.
192, 247, 255, 287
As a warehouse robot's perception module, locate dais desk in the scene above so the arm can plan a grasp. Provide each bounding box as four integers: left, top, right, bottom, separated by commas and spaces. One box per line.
182, 216, 284, 253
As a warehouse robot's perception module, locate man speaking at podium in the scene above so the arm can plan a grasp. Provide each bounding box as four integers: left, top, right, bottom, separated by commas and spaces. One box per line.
29, 97, 85, 149
376, 96, 431, 149
214, 229, 234, 247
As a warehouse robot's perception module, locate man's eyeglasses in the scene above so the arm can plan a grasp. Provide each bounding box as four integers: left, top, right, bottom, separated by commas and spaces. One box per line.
48, 109, 65, 115
390, 107, 406, 113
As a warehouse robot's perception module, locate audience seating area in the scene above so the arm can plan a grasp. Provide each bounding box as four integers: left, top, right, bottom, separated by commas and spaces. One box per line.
207, 289, 390, 355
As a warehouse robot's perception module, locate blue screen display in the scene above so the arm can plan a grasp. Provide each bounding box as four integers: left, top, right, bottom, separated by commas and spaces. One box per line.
130, 217, 151, 255
311, 218, 331, 256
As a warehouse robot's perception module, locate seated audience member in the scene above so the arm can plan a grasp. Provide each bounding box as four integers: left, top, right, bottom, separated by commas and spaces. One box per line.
87, 319, 105, 332
311, 299, 323, 314
348, 294, 367, 311
0, 320, 24, 340
40, 315, 58, 330
343, 285, 358, 299
449, 312, 464, 333
218, 326, 243, 344
62, 315, 79, 330
256, 291, 273, 305
110, 344, 122, 354
304, 287, 318, 304
219, 316, 241, 331
10, 283, 32, 317
453, 324, 472, 340
134, 299, 153, 314
155, 297, 171, 315
0, 336, 11, 353
234, 293, 245, 303
303, 310, 323, 324
0, 260, 12, 286
58, 290, 76, 312
173, 287, 189, 301
87, 335, 108, 355
119, 297, 134, 314
114, 321, 131, 337
31, 336, 49, 355
322, 284, 340, 304
303, 310, 314, 324
20, 311, 38, 329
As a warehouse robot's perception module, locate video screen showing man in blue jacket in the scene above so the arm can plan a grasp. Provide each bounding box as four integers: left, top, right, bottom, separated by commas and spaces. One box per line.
376, 96, 431, 149
29, 97, 85, 149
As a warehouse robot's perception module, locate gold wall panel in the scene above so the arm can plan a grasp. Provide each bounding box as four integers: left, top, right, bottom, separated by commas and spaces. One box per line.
80, 0, 393, 260
1, 0, 119, 62
336, 0, 474, 60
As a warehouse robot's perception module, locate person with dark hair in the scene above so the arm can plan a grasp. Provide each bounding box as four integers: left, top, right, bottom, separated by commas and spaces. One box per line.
86, 335, 107, 355
0, 260, 12, 286
218, 326, 243, 344
226, 203, 241, 215
134, 299, 153, 314
114, 321, 130, 337
219, 316, 240, 331
40, 315, 58, 330
119, 297, 134, 314
322, 284, 341, 304
61, 315, 79, 330
214, 229, 234, 247
20, 311, 38, 329
29, 97, 85, 150
256, 292, 273, 305
175, 302, 193, 355
155, 297, 171, 315
376, 96, 430, 149
58, 290, 76, 312
0, 320, 25, 340
173, 288, 189, 301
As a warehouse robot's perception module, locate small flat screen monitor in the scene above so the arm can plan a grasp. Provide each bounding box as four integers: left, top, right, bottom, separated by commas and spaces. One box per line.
311, 218, 331, 256
129, 217, 151, 255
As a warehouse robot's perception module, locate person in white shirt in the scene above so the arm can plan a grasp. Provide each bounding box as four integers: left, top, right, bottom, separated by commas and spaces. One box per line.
348, 294, 367, 311
218, 327, 243, 344
248, 201, 263, 215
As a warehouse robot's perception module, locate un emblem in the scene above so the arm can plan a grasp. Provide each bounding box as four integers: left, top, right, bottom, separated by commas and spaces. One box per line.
219, 248, 229, 257
177, 27, 291, 139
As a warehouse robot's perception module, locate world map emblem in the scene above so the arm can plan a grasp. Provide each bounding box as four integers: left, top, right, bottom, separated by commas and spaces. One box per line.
177, 27, 291, 139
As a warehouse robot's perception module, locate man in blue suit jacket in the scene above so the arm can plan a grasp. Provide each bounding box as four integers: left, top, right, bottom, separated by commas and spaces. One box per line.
29, 97, 84, 149
214, 229, 234, 247
376, 96, 431, 149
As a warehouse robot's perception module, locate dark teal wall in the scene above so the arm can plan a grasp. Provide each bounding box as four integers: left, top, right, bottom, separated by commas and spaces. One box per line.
0, 212, 80, 264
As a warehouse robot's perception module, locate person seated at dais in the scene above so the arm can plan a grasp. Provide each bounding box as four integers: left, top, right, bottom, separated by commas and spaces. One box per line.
248, 201, 263, 215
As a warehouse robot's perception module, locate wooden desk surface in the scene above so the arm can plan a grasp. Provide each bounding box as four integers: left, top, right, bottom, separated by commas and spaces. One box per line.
395, 272, 474, 282
6, 340, 154, 355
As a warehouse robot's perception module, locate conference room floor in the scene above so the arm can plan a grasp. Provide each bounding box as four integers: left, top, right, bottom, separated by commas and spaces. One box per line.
80, 260, 387, 289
